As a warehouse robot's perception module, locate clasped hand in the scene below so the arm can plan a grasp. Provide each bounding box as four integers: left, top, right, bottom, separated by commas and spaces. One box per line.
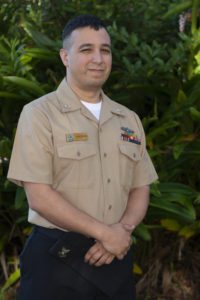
84, 222, 132, 267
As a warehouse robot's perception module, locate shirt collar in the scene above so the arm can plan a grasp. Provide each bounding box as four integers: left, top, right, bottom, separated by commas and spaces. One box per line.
56, 78, 81, 113
56, 78, 126, 118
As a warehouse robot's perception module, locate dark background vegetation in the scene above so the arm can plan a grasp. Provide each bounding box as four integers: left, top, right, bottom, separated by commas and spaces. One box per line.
0, 0, 200, 299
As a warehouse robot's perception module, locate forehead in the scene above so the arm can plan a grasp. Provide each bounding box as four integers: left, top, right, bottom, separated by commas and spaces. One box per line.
70, 27, 111, 47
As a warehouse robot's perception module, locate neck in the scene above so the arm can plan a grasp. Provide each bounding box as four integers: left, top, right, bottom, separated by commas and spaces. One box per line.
67, 79, 102, 103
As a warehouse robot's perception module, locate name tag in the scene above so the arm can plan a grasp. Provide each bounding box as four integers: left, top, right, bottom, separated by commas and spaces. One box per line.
66, 133, 88, 142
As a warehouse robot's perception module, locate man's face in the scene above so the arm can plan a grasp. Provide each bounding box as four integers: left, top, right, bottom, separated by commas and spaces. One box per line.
60, 26, 112, 91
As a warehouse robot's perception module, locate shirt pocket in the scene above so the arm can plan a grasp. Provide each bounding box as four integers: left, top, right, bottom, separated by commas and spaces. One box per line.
56, 143, 97, 188
118, 142, 141, 190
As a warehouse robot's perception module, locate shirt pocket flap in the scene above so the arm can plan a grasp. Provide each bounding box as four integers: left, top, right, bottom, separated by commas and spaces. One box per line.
119, 143, 141, 161
57, 143, 96, 160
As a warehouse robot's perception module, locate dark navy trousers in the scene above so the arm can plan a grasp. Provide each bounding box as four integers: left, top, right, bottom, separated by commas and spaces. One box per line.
17, 226, 136, 300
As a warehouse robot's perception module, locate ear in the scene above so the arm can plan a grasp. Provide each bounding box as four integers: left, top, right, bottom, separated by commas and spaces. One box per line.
60, 48, 68, 67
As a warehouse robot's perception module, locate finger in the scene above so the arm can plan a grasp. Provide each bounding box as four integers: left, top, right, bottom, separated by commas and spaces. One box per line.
88, 249, 105, 265
86, 243, 107, 265
105, 255, 115, 265
116, 253, 124, 260
93, 253, 111, 267
84, 243, 101, 262
117, 247, 129, 259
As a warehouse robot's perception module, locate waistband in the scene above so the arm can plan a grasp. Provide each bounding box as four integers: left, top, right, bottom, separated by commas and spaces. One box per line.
34, 225, 67, 239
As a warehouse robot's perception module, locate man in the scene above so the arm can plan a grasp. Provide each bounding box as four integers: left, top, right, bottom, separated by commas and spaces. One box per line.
8, 14, 158, 300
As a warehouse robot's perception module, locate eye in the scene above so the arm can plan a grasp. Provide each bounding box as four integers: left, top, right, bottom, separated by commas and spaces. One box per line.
101, 48, 111, 54
80, 48, 91, 53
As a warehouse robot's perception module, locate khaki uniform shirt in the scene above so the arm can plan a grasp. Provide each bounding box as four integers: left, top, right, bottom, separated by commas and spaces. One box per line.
7, 78, 158, 229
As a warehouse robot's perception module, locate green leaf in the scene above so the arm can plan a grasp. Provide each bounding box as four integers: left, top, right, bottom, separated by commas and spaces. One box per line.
0, 91, 23, 100
149, 197, 196, 223
0, 137, 11, 157
160, 218, 181, 231
134, 223, 151, 241
179, 226, 197, 239
2, 268, 20, 291
15, 187, 26, 209
3, 76, 45, 96
190, 106, 200, 120
0, 40, 10, 58
162, 1, 192, 19
150, 182, 161, 197
179, 220, 200, 238
176, 89, 187, 104
158, 182, 196, 196
173, 143, 186, 159
151, 186, 196, 221
133, 263, 143, 275
23, 23, 59, 49
148, 121, 179, 139
194, 193, 200, 204
22, 48, 57, 62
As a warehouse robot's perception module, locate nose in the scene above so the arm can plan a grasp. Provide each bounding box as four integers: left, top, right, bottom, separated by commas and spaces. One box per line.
92, 50, 103, 63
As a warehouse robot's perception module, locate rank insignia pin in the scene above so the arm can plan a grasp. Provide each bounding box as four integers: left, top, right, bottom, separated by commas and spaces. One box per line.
58, 247, 71, 258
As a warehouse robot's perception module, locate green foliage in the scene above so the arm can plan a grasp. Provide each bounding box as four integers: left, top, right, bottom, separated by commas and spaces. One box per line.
163, 1, 192, 19
0, 0, 200, 296
0, 268, 20, 299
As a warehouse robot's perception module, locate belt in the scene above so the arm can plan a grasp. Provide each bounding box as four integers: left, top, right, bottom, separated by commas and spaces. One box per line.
34, 225, 67, 239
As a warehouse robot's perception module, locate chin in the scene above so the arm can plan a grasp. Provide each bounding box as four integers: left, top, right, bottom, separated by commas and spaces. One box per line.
86, 78, 105, 87
91, 81, 105, 88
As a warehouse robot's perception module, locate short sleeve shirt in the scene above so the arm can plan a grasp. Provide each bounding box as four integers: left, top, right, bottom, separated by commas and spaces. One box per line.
7, 78, 158, 228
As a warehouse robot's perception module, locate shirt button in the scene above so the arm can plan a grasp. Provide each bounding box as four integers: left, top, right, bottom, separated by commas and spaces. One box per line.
108, 205, 112, 210
64, 104, 70, 108
107, 178, 111, 183
99, 127, 102, 132
77, 151, 81, 157
104, 153, 107, 157
133, 153, 136, 158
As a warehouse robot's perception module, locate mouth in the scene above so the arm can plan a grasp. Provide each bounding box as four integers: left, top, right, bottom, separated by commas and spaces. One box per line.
88, 68, 104, 71
88, 70, 105, 76
89, 70, 104, 72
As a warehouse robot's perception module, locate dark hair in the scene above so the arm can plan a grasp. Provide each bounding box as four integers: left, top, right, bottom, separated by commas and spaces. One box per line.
62, 14, 107, 41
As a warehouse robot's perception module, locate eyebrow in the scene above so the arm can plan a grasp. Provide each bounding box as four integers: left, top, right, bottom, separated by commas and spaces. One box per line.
79, 43, 111, 49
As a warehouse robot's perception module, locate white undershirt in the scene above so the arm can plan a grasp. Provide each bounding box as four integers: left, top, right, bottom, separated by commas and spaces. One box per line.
81, 100, 102, 121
